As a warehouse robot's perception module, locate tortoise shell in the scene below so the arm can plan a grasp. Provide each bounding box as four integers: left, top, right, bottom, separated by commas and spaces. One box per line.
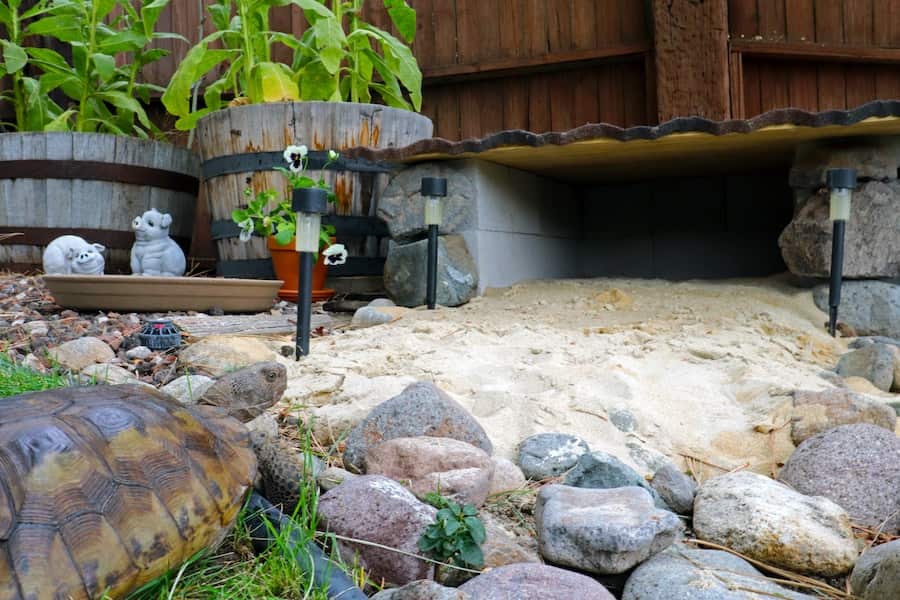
0, 384, 257, 600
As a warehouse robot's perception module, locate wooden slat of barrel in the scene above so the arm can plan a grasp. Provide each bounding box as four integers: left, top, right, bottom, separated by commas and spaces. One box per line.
0, 132, 200, 273
197, 102, 433, 277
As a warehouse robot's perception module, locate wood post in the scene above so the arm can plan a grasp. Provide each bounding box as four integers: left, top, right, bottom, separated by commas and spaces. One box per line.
652, 0, 731, 122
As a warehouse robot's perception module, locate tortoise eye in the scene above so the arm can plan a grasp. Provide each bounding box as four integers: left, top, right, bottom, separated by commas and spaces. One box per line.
266, 371, 277, 380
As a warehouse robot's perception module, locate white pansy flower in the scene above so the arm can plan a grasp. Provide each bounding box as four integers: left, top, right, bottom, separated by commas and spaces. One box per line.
238, 218, 254, 242
283, 144, 308, 173
322, 243, 348, 266
328, 150, 339, 161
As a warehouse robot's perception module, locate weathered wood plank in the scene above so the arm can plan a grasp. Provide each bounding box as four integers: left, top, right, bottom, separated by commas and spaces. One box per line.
431, 0, 458, 66
729, 0, 759, 39
785, 0, 816, 41
788, 62, 820, 111
845, 64, 878, 109
173, 313, 332, 339
758, 0, 787, 40
814, 0, 844, 43
842, 0, 872, 46
653, 0, 731, 121
817, 63, 847, 110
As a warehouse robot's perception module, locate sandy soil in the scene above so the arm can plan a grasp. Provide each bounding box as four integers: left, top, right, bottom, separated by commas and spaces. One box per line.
280, 275, 874, 480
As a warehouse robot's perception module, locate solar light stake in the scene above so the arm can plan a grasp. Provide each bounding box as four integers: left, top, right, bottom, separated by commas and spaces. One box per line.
293, 187, 328, 359
422, 177, 448, 310
826, 168, 857, 337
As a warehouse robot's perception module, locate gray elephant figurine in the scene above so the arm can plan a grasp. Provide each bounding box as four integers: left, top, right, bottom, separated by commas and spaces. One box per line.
131, 208, 186, 277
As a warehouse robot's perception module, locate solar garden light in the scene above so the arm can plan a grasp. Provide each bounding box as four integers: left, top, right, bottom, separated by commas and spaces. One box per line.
826, 168, 857, 338
293, 187, 328, 359
422, 176, 448, 310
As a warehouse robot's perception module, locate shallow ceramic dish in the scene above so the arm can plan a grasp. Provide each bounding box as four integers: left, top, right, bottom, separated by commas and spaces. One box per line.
43, 275, 283, 313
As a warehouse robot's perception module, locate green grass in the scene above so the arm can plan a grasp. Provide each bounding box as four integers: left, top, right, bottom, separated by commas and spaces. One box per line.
0, 355, 72, 397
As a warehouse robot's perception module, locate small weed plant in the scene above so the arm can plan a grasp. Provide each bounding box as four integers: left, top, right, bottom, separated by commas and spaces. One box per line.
418, 492, 486, 576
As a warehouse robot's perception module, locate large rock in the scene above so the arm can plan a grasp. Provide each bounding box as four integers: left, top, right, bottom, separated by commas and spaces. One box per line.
791, 388, 897, 444
378, 163, 477, 242
535, 485, 682, 575
351, 305, 410, 329
457, 563, 616, 600
693, 471, 857, 576
850, 539, 900, 600
79, 363, 145, 386
364, 437, 495, 506
789, 140, 900, 189
342, 381, 492, 472
836, 344, 896, 392
480, 513, 541, 570
517, 432, 589, 480
778, 423, 900, 534
779, 180, 900, 278
160, 374, 215, 404
384, 235, 478, 308
371, 581, 469, 600
317, 476, 436, 585
48, 336, 114, 371
622, 545, 817, 600
488, 457, 526, 495
649, 463, 697, 515
564, 451, 668, 510
813, 280, 900, 339
177, 335, 277, 377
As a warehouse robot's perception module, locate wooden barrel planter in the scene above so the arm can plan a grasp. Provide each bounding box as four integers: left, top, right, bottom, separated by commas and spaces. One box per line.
195, 102, 433, 279
0, 132, 200, 273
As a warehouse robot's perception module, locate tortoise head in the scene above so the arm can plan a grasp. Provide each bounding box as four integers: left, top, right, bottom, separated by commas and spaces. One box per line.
197, 362, 287, 422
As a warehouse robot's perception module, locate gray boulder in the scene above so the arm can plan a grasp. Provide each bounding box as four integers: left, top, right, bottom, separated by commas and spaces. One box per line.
623, 545, 817, 600
813, 281, 900, 339
457, 563, 616, 599
535, 485, 682, 575
371, 581, 469, 600
47, 336, 114, 371
160, 374, 215, 404
564, 451, 669, 510
378, 163, 477, 243
778, 423, 900, 534
317, 476, 436, 585
650, 463, 697, 515
789, 140, 900, 189
517, 433, 589, 480
851, 336, 900, 349
693, 471, 857, 576
851, 539, 900, 600
836, 344, 897, 392
342, 381, 492, 472
384, 235, 478, 308
779, 180, 900, 278
791, 388, 897, 444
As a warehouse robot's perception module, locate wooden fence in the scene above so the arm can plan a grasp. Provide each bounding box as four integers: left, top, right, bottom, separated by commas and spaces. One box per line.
133, 0, 899, 140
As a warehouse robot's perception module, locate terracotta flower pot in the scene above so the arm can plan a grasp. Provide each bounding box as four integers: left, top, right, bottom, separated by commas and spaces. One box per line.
267, 237, 335, 303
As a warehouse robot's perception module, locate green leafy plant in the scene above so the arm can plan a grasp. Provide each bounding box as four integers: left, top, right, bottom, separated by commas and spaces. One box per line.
0, 0, 182, 136
162, 0, 421, 130
418, 492, 486, 574
232, 144, 347, 262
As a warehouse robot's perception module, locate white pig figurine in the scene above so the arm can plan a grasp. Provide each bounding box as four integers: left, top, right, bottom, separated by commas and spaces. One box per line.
130, 208, 186, 277
42, 235, 106, 275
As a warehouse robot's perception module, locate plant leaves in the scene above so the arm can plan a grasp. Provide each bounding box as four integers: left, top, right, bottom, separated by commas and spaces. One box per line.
43, 109, 75, 132
383, 0, 416, 43
1, 41, 27, 74
161, 35, 234, 122
318, 46, 344, 75
26, 16, 82, 42
250, 61, 299, 103
98, 30, 147, 54
458, 541, 484, 568
288, 0, 334, 19
95, 91, 152, 129
464, 517, 486, 544
297, 58, 336, 101
91, 53, 116, 82
443, 519, 461, 536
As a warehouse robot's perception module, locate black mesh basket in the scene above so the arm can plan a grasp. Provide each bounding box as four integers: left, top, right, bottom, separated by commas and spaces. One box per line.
138, 319, 182, 351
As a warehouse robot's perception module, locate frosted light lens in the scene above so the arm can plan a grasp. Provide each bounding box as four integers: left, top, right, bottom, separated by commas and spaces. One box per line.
295, 212, 321, 253
424, 197, 443, 226
829, 188, 852, 221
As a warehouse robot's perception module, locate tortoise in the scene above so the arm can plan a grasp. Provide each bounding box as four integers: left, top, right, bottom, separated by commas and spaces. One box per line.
0, 361, 311, 600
